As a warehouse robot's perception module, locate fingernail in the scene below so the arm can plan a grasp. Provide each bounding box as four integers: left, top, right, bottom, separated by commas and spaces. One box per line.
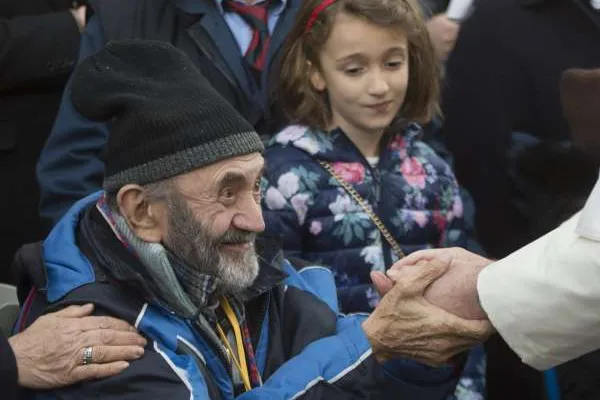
83, 303, 94, 310
135, 347, 144, 357
119, 361, 130, 369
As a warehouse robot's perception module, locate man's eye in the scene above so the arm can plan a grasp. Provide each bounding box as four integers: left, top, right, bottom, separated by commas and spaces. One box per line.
221, 188, 235, 199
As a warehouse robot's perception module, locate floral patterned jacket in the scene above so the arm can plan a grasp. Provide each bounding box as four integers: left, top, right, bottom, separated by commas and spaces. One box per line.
262, 124, 467, 312
262, 124, 486, 400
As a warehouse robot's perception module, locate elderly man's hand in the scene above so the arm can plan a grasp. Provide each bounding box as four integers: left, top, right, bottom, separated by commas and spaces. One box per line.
363, 259, 493, 366
8, 304, 147, 389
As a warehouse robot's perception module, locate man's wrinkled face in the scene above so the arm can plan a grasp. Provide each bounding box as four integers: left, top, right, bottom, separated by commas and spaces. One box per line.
162, 153, 265, 294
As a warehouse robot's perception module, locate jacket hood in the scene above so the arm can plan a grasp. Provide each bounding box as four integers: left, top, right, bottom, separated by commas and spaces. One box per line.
268, 124, 423, 164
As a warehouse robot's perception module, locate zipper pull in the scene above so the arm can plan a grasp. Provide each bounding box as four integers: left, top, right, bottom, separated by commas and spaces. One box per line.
372, 168, 382, 204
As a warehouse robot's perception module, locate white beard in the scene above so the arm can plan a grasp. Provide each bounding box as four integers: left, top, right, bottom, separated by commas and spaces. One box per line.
215, 246, 260, 294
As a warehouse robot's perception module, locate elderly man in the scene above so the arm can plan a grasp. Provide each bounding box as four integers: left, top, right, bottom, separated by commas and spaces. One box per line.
14, 41, 491, 399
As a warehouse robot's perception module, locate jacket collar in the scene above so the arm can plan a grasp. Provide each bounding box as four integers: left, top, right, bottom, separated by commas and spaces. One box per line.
269, 123, 423, 165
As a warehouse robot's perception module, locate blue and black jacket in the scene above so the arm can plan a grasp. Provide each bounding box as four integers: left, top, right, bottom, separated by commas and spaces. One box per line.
13, 194, 459, 399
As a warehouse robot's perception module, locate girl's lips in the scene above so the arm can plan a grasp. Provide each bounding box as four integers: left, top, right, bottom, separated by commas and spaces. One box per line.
366, 100, 393, 112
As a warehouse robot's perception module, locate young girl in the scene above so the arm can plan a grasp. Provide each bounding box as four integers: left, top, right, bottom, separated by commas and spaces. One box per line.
262, 0, 485, 397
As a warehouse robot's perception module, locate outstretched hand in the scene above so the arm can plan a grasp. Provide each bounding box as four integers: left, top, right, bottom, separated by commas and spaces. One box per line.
363, 258, 493, 366
372, 247, 493, 320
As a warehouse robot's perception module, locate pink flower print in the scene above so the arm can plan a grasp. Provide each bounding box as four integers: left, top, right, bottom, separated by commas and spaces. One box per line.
332, 162, 366, 184
413, 210, 429, 228
389, 135, 408, 158
453, 196, 464, 218
309, 221, 322, 236
400, 157, 426, 189
290, 193, 310, 225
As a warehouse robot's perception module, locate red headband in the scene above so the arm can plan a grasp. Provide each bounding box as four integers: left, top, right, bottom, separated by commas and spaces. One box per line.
304, 0, 338, 33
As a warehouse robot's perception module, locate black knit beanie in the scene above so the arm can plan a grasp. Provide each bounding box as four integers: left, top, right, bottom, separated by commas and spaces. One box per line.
70, 40, 264, 192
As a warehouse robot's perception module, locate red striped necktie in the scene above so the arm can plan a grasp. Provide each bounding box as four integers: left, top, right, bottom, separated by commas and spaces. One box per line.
223, 0, 272, 73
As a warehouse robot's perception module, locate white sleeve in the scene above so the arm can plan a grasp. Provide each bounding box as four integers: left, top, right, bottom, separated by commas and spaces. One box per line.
477, 210, 600, 370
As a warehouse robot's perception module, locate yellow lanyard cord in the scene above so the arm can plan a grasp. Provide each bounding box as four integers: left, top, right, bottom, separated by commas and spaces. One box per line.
216, 297, 252, 392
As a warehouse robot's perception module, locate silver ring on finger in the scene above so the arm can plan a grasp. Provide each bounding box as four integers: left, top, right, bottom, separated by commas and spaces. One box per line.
82, 346, 93, 365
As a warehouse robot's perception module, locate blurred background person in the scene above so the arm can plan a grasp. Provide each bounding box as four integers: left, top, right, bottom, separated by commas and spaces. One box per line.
0, 0, 85, 284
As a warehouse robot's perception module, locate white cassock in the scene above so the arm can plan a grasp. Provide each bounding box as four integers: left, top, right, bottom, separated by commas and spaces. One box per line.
477, 172, 600, 370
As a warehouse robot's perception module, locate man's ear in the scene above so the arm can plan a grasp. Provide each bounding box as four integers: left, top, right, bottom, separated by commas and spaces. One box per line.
116, 184, 164, 243
308, 61, 326, 92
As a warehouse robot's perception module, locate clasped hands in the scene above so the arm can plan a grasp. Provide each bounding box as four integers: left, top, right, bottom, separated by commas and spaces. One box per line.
362, 248, 496, 366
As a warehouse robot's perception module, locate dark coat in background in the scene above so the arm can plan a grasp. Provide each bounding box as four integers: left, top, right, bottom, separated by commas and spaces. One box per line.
0, 335, 17, 400
0, 0, 81, 284
442, 0, 600, 259
441, 0, 600, 398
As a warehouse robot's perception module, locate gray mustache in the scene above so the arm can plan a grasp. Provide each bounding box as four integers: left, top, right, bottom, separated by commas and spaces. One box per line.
218, 230, 256, 245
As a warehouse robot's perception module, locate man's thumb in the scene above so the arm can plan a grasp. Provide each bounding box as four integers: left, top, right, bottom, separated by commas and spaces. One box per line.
371, 271, 394, 296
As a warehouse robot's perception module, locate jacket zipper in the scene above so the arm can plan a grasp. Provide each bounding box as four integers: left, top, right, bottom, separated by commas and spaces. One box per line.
372, 167, 382, 205
190, 293, 270, 392
248, 292, 270, 352
192, 315, 234, 378
333, 133, 394, 267
370, 166, 393, 267
177, 340, 224, 400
